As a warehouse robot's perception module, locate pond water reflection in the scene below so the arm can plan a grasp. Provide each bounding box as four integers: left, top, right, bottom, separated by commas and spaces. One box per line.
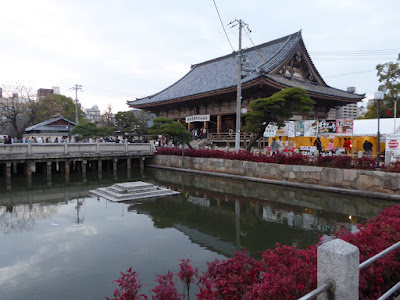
0, 167, 395, 299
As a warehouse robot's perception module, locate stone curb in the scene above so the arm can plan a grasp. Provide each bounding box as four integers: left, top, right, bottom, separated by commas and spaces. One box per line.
147, 164, 400, 201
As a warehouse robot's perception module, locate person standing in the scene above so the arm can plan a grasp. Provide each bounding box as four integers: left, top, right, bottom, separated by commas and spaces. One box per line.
344, 138, 352, 155
363, 140, 373, 158
270, 138, 279, 154
314, 137, 322, 152
276, 136, 284, 153
328, 139, 335, 155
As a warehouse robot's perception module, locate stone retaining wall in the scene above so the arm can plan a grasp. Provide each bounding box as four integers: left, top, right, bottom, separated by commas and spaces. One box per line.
153, 155, 400, 194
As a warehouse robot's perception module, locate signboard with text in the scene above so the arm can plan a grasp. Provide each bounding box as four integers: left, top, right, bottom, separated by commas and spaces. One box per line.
185, 115, 210, 123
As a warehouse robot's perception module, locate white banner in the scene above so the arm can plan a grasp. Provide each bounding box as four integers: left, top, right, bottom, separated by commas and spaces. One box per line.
185, 115, 210, 123
288, 121, 295, 138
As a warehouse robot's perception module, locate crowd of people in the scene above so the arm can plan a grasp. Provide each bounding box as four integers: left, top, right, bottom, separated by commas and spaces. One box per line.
268, 136, 375, 157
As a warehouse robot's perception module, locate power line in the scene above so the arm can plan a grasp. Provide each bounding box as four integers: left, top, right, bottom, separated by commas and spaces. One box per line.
243, 27, 267, 65
212, 0, 234, 52
324, 69, 376, 78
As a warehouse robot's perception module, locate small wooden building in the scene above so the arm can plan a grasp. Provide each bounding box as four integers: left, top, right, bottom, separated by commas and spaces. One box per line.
128, 31, 364, 134
24, 114, 76, 142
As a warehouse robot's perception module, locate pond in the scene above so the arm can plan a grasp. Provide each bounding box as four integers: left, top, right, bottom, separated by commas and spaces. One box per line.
0, 167, 395, 299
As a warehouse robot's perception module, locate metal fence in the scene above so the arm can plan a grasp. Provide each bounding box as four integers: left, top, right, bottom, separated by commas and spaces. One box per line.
298, 239, 400, 300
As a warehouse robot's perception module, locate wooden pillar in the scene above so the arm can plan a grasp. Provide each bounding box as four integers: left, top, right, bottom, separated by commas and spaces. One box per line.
217, 114, 221, 133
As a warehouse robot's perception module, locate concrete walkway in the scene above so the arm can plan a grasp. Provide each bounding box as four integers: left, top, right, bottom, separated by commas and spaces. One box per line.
148, 164, 400, 201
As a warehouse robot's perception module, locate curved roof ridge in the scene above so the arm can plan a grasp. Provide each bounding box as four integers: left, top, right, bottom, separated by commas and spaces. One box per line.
135, 67, 197, 101
257, 30, 302, 72
191, 30, 302, 69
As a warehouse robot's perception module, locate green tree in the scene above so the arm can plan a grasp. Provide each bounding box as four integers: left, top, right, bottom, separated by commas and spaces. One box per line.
29, 94, 85, 124
71, 122, 115, 139
243, 87, 315, 151
133, 109, 153, 136
149, 117, 192, 146
364, 54, 400, 119
114, 110, 135, 132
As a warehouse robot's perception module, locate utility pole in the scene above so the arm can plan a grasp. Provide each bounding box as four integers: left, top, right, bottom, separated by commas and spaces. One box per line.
71, 84, 82, 123
234, 19, 243, 152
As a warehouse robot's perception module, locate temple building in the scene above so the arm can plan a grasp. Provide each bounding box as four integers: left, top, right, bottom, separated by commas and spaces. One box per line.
128, 31, 364, 134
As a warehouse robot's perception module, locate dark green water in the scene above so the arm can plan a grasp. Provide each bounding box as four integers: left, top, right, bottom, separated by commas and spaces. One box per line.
0, 167, 396, 299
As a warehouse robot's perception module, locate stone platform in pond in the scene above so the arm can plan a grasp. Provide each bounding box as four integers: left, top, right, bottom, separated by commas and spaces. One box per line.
89, 181, 180, 202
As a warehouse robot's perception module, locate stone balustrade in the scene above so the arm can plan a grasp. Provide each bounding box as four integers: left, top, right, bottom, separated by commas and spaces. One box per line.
0, 142, 153, 161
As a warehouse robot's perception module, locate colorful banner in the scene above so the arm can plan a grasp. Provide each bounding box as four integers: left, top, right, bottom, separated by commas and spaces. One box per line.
295, 121, 304, 137
336, 119, 353, 135
304, 120, 318, 137
318, 120, 336, 135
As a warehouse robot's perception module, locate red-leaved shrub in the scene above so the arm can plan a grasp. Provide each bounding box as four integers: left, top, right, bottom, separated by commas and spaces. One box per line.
108, 204, 400, 299
156, 147, 400, 172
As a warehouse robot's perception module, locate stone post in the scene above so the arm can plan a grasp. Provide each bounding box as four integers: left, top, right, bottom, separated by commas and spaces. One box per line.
47, 161, 52, 180
317, 239, 359, 300
28, 143, 32, 155
26, 161, 32, 176
65, 160, 70, 174
82, 160, 87, 178
98, 159, 102, 172
12, 162, 18, 174
140, 157, 145, 173
6, 162, 11, 180
127, 158, 131, 170
113, 158, 118, 175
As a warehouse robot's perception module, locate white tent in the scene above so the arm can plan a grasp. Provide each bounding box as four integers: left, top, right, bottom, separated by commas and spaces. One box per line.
353, 118, 400, 136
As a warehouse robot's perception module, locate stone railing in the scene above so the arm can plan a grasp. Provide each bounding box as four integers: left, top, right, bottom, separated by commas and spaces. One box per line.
152, 155, 400, 195
0, 142, 153, 160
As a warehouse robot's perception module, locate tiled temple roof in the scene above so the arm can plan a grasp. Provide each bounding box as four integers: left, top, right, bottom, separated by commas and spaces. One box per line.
128, 31, 364, 107
25, 114, 76, 133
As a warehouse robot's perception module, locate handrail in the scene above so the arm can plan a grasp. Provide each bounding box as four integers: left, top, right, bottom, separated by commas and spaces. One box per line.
377, 281, 400, 300
359, 240, 400, 270
297, 281, 333, 300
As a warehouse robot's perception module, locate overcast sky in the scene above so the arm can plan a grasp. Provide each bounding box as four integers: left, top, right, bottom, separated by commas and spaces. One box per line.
0, 0, 399, 113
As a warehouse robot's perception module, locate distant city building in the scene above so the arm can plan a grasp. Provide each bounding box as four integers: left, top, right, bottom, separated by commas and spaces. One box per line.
357, 105, 368, 118
85, 105, 101, 123
52, 86, 61, 95
37, 88, 54, 98
326, 87, 359, 120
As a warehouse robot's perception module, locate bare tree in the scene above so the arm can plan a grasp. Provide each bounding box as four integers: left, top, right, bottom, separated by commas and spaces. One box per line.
101, 104, 115, 127
0, 84, 36, 138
